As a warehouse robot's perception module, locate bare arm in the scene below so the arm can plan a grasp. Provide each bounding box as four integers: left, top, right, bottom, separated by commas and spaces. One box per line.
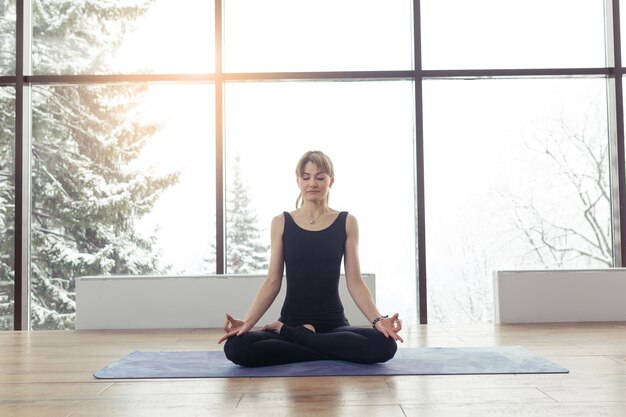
219, 214, 285, 343
344, 214, 380, 322
344, 214, 403, 342
242, 214, 285, 325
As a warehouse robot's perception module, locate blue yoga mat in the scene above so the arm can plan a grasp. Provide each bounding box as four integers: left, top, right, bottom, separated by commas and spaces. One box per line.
93, 346, 568, 379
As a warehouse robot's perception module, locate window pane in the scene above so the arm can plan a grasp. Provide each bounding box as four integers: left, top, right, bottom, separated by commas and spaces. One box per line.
422, 0, 605, 70
224, 0, 414, 72
224, 81, 417, 322
0, 87, 14, 330
32, 0, 214, 75
31, 84, 215, 330
621, 0, 626, 62
423, 78, 610, 324
0, 0, 15, 75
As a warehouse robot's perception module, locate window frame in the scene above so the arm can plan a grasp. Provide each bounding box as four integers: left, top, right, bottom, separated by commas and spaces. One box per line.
5, 0, 626, 329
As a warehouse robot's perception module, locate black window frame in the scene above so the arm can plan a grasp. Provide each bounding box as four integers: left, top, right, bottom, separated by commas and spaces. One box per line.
3, 0, 624, 329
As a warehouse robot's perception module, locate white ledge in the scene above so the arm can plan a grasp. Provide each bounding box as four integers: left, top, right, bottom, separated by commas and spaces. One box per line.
76, 273, 375, 330
494, 269, 626, 323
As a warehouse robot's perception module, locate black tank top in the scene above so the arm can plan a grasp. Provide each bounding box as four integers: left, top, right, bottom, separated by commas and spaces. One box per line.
279, 211, 350, 331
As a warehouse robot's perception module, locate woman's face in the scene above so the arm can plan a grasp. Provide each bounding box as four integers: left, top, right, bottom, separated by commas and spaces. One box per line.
297, 161, 334, 204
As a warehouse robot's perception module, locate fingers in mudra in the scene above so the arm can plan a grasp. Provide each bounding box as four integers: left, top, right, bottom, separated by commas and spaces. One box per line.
223, 313, 240, 331
378, 314, 404, 343
218, 329, 238, 344
391, 313, 402, 331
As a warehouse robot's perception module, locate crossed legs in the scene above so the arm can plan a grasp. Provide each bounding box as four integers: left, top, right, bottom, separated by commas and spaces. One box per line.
223, 324, 397, 367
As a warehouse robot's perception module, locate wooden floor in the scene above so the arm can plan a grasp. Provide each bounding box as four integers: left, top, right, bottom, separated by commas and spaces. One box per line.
1, 322, 626, 417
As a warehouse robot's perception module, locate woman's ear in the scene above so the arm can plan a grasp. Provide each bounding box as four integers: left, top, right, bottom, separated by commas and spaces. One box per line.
330, 177, 335, 188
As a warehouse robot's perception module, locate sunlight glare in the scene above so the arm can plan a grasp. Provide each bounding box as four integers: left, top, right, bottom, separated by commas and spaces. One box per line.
112, 0, 214, 74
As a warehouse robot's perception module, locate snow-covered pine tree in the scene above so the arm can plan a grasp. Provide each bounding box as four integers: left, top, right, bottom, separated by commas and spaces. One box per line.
0, 0, 16, 329
0, 0, 14, 72
225, 154, 269, 274
0, 0, 179, 329
30, 83, 178, 329
0, 89, 14, 329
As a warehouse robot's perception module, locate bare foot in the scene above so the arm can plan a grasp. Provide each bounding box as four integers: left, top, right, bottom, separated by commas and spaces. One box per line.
262, 320, 284, 334
303, 324, 316, 333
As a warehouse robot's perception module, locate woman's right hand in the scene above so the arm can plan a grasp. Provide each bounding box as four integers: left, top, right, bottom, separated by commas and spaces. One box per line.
218, 313, 252, 344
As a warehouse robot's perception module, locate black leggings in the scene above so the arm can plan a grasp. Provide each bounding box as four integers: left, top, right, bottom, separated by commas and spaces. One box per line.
223, 325, 398, 367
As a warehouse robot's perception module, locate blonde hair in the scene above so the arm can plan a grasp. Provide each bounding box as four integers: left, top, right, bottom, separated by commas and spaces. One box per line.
295, 150, 335, 208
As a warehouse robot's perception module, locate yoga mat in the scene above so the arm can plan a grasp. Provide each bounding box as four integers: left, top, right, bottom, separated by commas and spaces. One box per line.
94, 346, 568, 379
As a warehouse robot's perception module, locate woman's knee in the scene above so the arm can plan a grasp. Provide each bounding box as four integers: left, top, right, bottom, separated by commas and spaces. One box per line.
223, 336, 254, 366
377, 336, 398, 362
364, 333, 398, 364
349, 332, 398, 364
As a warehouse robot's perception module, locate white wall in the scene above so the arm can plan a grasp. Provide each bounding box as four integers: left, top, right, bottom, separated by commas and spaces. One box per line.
76, 274, 375, 329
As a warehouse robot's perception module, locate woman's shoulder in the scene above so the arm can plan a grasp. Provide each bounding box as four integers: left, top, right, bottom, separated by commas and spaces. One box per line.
272, 212, 288, 224
344, 212, 359, 232
269, 213, 286, 238
343, 211, 356, 221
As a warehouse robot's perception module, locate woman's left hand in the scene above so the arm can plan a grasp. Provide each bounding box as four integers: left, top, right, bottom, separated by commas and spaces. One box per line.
374, 313, 404, 343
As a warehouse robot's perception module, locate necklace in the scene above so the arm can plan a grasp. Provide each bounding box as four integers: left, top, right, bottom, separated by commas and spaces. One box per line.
301, 209, 326, 224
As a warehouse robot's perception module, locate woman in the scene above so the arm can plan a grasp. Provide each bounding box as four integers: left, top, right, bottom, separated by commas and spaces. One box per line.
219, 150, 403, 367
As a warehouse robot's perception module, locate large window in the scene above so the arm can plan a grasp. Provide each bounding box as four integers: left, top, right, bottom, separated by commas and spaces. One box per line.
224, 81, 417, 319
30, 84, 215, 329
223, 0, 413, 72
421, 0, 605, 69
0, 88, 14, 330
4, 1, 626, 329
424, 78, 610, 323
0, 1, 16, 76
31, 0, 214, 75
